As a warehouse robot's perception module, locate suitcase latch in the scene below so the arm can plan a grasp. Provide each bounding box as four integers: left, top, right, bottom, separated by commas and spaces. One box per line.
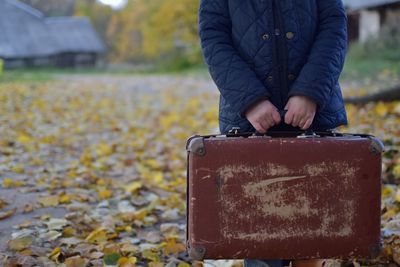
296, 131, 320, 138
228, 127, 241, 135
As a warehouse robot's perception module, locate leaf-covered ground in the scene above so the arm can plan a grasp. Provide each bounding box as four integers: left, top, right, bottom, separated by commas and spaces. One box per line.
0, 75, 399, 267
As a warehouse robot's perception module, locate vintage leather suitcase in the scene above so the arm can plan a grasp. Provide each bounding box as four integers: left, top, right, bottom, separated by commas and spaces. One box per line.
186, 128, 384, 261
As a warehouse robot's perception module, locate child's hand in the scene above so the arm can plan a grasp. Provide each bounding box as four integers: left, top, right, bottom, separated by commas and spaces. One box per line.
245, 100, 281, 133
284, 96, 317, 130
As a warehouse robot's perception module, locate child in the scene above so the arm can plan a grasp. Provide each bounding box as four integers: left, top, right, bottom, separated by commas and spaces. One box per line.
198, 0, 348, 266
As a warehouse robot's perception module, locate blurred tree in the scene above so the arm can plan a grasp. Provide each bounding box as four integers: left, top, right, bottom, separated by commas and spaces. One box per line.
141, 0, 201, 66
106, 0, 201, 66
74, 0, 113, 51
105, 0, 148, 62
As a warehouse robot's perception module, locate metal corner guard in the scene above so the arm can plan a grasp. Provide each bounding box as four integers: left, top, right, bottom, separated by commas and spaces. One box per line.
186, 136, 206, 156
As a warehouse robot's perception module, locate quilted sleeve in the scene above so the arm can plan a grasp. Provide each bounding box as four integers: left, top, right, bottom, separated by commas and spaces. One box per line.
198, 0, 272, 118
288, 0, 347, 110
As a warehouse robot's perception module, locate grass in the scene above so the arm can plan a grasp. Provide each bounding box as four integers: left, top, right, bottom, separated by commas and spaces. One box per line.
0, 63, 209, 84
0, 69, 53, 84
341, 42, 400, 83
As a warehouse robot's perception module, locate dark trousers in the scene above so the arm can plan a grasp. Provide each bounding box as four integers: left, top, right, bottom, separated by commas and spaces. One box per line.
244, 259, 292, 267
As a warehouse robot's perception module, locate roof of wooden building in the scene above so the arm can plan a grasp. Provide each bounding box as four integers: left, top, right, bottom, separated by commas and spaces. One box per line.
0, 0, 106, 59
343, 0, 400, 10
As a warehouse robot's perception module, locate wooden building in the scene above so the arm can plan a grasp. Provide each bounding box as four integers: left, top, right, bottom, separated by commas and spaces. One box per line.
344, 0, 400, 42
0, 0, 106, 69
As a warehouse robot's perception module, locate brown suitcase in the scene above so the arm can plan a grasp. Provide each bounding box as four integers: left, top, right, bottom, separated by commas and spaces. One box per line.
186, 128, 384, 261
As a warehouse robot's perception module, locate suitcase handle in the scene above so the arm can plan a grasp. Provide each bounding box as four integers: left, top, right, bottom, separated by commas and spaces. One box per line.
278, 109, 316, 134
229, 110, 317, 136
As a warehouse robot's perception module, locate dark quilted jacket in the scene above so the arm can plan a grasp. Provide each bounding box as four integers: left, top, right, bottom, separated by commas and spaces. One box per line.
199, 0, 349, 134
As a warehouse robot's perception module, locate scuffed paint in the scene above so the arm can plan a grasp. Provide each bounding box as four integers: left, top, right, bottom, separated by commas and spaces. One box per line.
217, 161, 359, 242
244, 175, 307, 188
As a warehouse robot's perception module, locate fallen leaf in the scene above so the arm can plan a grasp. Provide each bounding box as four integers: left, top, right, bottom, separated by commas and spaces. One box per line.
0, 198, 8, 209
48, 247, 62, 262
85, 227, 108, 244
37, 196, 59, 207
99, 189, 113, 200
45, 218, 69, 230
9, 232, 34, 251
162, 238, 185, 256
103, 252, 121, 265
65, 256, 89, 267
0, 208, 17, 220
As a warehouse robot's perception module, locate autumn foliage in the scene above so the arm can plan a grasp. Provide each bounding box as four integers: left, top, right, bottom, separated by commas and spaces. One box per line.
75, 0, 201, 65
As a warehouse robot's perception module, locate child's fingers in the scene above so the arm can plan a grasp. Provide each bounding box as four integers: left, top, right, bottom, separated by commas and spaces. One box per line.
301, 118, 313, 130
298, 118, 307, 129
292, 113, 301, 127
299, 114, 311, 129
284, 110, 294, 125
299, 118, 308, 130
306, 118, 314, 129
259, 118, 272, 132
253, 121, 267, 133
271, 110, 281, 124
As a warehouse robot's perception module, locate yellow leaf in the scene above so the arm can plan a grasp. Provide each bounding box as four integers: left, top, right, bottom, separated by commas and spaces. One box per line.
63, 226, 76, 237
375, 102, 388, 116
96, 178, 107, 186
384, 245, 393, 256
120, 243, 139, 255
162, 238, 185, 256
394, 102, 400, 115
17, 134, 32, 144
96, 143, 114, 157
11, 164, 24, 173
103, 243, 120, 254
0, 208, 17, 220
37, 196, 59, 207
393, 165, 400, 178
99, 189, 113, 199
85, 227, 108, 244
134, 208, 148, 221
126, 181, 142, 193
148, 262, 163, 267
2, 178, 14, 188
119, 257, 129, 265
178, 263, 191, 267
65, 256, 88, 267
48, 247, 62, 262
23, 203, 34, 213
383, 208, 398, 220
142, 249, 160, 262
8, 234, 33, 251
118, 256, 138, 266
382, 186, 394, 197
59, 195, 72, 204
2, 178, 24, 188
14, 180, 25, 187
153, 172, 163, 183
146, 158, 160, 169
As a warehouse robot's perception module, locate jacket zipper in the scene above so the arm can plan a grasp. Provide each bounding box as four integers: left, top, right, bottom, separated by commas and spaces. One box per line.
272, 0, 289, 109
